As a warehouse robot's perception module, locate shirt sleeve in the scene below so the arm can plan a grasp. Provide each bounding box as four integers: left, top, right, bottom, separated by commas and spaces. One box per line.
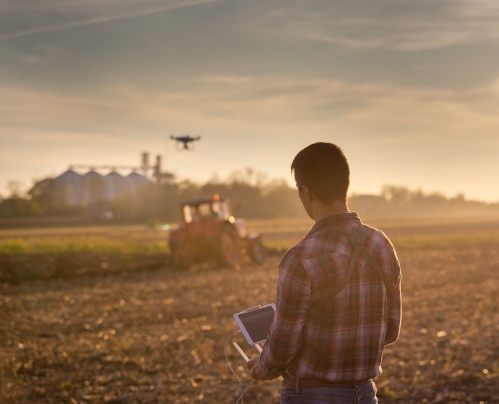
380, 245, 402, 345
259, 249, 311, 374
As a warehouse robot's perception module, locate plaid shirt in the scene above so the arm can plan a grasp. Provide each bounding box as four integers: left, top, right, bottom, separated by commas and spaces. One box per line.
260, 212, 402, 381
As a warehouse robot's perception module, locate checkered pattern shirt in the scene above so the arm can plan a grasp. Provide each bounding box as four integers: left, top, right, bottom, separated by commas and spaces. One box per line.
260, 212, 402, 381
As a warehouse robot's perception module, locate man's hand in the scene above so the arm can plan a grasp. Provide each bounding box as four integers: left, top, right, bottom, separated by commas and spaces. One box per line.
246, 355, 279, 381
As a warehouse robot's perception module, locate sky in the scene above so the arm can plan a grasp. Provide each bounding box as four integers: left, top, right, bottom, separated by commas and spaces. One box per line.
1, 0, 499, 202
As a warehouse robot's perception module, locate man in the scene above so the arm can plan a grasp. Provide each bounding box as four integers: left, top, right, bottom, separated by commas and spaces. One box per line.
247, 142, 402, 403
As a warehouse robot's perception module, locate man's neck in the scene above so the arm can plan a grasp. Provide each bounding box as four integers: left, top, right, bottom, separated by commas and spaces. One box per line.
312, 200, 349, 222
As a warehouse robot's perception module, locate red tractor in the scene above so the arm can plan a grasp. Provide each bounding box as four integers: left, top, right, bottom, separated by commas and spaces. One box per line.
168, 194, 266, 268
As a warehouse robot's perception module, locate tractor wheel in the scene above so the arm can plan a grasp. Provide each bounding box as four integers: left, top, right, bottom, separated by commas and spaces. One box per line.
249, 238, 267, 265
170, 239, 191, 269
217, 224, 241, 267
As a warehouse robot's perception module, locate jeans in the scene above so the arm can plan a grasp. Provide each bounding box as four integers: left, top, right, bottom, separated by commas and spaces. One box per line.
280, 380, 378, 404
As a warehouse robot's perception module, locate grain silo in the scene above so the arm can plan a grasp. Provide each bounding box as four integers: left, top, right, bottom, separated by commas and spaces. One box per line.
54, 169, 83, 206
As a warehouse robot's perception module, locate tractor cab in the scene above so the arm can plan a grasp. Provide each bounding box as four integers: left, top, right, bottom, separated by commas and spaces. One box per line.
180, 195, 247, 239
182, 195, 233, 223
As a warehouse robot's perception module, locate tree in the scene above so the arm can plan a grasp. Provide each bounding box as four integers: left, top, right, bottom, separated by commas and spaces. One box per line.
0, 197, 43, 218
261, 179, 304, 218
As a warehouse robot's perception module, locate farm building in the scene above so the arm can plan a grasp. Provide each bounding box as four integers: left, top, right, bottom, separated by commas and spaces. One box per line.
53, 169, 151, 207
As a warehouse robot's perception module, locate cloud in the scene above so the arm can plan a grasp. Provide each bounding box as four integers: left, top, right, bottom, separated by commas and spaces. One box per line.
492, 74, 499, 97
3, 0, 499, 51
249, 0, 499, 51
2, 74, 498, 144
0, 0, 219, 41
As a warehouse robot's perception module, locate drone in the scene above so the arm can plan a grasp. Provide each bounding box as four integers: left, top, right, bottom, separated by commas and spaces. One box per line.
170, 135, 201, 151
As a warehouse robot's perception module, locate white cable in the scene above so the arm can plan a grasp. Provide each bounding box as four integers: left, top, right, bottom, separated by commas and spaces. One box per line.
235, 379, 255, 404
224, 330, 256, 404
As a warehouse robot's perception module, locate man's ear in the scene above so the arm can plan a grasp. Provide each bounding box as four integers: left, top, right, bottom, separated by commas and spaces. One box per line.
301, 185, 313, 202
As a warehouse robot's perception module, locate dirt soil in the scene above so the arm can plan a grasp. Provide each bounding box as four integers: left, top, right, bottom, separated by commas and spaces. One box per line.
0, 247, 498, 403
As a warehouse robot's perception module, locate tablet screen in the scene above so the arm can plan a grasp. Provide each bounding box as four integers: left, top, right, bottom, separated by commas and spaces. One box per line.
233, 304, 275, 345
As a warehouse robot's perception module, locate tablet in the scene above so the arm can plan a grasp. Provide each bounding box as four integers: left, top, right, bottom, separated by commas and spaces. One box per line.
233, 304, 276, 345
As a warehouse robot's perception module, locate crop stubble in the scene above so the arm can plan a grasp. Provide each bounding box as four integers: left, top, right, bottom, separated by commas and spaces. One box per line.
0, 238, 498, 403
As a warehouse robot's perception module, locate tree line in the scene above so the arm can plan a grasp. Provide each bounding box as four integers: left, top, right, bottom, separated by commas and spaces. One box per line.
0, 170, 497, 222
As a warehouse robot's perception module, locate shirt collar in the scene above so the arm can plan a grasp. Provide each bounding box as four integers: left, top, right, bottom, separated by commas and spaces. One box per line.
306, 211, 361, 238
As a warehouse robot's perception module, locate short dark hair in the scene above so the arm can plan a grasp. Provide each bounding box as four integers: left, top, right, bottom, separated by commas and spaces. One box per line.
291, 142, 350, 203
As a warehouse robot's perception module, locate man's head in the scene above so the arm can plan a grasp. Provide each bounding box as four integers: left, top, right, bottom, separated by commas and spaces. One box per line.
291, 142, 350, 204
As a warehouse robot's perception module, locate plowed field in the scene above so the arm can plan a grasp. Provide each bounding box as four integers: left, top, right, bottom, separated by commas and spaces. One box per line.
1, 220, 498, 403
